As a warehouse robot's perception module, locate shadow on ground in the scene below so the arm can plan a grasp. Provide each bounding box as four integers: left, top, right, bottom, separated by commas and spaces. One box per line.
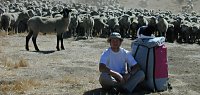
83, 88, 153, 95
83, 88, 108, 95
32, 50, 56, 54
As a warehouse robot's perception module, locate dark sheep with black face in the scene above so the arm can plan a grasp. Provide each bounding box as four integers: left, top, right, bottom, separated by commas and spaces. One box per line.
26, 8, 72, 51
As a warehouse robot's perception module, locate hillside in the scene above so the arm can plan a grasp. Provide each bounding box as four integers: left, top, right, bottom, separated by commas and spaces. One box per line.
120, 0, 200, 14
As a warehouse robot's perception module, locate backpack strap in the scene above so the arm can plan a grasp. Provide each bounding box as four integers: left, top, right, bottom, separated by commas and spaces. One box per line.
153, 47, 158, 91
133, 45, 140, 58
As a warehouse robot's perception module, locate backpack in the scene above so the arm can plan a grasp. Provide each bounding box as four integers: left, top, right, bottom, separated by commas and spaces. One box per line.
131, 37, 169, 92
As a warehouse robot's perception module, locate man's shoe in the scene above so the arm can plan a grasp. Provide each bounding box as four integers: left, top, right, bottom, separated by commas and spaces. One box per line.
109, 87, 120, 94
117, 87, 131, 94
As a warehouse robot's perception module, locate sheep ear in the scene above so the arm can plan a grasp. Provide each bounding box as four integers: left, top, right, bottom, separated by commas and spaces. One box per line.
64, 8, 72, 13
68, 9, 72, 12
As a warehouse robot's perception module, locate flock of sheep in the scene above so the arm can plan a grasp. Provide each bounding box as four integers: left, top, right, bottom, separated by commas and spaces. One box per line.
0, 0, 200, 51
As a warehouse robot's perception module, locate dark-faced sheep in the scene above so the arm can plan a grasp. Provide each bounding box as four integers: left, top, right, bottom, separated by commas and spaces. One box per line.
26, 8, 72, 51
107, 16, 120, 34
67, 13, 78, 37
15, 10, 31, 33
119, 14, 132, 38
93, 15, 109, 37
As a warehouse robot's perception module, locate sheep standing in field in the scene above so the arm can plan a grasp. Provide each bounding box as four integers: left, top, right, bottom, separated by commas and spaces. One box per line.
119, 14, 132, 38
0, 12, 19, 34
107, 16, 120, 34
93, 14, 109, 37
26, 8, 72, 51
157, 15, 168, 37
68, 13, 78, 37
82, 14, 94, 39
15, 10, 31, 33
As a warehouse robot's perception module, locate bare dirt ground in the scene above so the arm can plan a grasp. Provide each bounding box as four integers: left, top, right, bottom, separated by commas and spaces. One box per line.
0, 33, 200, 95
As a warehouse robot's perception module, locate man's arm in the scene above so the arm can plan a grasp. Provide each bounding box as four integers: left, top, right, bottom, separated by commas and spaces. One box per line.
129, 64, 141, 75
126, 51, 141, 75
99, 63, 110, 73
99, 63, 124, 83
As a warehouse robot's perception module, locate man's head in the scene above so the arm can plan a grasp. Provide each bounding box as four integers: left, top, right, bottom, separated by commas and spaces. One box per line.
107, 32, 123, 52
142, 25, 155, 36
107, 32, 123, 43
137, 25, 155, 38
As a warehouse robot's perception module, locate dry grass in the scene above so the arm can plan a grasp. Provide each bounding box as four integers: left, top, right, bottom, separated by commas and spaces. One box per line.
0, 47, 2, 53
58, 76, 85, 94
14, 58, 29, 68
0, 37, 10, 47
0, 56, 37, 94
59, 76, 82, 85
0, 30, 16, 36
0, 56, 35, 94
0, 79, 41, 94
59, 73, 98, 85
1, 57, 29, 70
57, 73, 99, 94
0, 32, 199, 94
7, 31, 16, 35
0, 31, 7, 36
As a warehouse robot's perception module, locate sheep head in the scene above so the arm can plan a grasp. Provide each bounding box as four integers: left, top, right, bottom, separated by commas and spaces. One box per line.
61, 8, 72, 18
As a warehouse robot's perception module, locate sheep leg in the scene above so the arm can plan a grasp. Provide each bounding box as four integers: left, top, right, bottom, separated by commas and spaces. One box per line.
61, 33, 65, 50
89, 28, 93, 39
56, 34, 63, 51
32, 35, 39, 51
56, 36, 60, 51
86, 29, 88, 39
73, 28, 77, 37
26, 31, 33, 51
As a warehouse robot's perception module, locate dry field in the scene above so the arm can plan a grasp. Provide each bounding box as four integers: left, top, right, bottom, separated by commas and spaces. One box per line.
0, 32, 199, 95
0, 0, 200, 94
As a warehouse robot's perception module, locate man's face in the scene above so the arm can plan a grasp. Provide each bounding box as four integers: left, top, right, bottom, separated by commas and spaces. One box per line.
110, 38, 122, 49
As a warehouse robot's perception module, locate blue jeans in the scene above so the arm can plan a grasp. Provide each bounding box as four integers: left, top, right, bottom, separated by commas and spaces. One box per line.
99, 70, 145, 92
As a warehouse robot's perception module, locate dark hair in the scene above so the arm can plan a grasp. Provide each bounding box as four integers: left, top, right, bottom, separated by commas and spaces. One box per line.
142, 25, 154, 36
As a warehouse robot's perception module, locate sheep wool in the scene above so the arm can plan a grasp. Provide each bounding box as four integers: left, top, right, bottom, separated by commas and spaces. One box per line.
26, 8, 72, 51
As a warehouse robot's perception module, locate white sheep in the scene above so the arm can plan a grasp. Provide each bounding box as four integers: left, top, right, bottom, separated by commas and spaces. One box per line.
25, 8, 72, 51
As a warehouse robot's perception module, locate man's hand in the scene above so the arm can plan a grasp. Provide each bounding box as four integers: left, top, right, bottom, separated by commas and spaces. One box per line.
99, 63, 126, 84
109, 70, 125, 84
123, 73, 130, 82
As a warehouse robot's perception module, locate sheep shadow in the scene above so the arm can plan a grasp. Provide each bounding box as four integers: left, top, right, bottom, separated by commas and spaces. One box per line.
32, 50, 55, 54
75, 36, 88, 41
